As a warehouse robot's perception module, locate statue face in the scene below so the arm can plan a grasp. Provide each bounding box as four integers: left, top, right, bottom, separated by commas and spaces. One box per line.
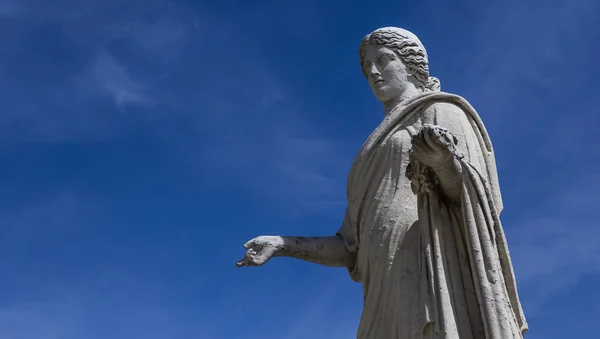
361, 44, 411, 103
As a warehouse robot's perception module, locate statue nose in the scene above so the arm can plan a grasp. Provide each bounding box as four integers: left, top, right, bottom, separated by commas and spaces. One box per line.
369, 64, 381, 78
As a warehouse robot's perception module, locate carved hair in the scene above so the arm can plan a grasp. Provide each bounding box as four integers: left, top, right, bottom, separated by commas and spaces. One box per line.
359, 27, 440, 91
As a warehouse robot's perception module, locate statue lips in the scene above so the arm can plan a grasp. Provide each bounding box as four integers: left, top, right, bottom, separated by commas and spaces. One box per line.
373, 78, 385, 87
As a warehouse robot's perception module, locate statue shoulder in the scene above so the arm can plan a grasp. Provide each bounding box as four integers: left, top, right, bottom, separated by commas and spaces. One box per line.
421, 100, 466, 125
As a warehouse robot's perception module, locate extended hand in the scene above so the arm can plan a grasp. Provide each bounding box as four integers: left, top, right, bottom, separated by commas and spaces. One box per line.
236, 236, 284, 268
410, 124, 463, 170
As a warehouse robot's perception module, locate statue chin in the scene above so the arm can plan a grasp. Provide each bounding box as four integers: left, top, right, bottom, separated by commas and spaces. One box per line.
372, 89, 399, 103
371, 82, 410, 104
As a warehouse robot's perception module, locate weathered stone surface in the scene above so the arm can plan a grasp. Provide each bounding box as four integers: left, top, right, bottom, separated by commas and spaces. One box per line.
237, 27, 527, 339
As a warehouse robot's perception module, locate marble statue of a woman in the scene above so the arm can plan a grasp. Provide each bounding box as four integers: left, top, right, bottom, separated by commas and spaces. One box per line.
237, 27, 528, 339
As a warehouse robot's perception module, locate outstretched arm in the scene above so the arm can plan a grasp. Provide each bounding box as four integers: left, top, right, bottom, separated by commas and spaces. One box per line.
236, 235, 354, 268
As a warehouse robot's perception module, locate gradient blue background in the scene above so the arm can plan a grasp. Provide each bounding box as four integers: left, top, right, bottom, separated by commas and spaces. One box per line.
0, 0, 598, 338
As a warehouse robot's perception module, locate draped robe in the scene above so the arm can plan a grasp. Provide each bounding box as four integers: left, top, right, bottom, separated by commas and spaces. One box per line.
336, 91, 528, 339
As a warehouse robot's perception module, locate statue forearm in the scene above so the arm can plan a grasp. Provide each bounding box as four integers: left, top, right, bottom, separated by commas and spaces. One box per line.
433, 156, 463, 203
275, 235, 355, 268
410, 124, 464, 203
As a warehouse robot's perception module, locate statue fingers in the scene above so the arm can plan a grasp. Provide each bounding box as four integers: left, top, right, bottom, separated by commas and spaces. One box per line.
243, 238, 264, 250
423, 126, 446, 149
236, 249, 260, 267
426, 127, 457, 156
251, 254, 269, 266
243, 239, 254, 250
421, 123, 436, 132
422, 124, 443, 138
235, 253, 251, 267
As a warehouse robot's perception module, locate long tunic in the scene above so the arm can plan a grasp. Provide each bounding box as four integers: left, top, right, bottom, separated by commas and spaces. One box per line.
337, 92, 527, 339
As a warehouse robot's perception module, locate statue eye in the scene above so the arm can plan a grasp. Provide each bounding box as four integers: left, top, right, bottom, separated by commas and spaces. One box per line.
377, 54, 393, 63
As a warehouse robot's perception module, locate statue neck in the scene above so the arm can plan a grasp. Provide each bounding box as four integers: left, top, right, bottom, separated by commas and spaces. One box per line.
383, 86, 422, 116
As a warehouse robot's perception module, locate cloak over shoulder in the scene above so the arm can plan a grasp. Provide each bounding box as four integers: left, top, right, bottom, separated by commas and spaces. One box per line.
342, 91, 527, 338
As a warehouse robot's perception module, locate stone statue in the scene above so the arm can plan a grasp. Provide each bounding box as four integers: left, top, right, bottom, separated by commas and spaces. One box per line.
237, 27, 528, 339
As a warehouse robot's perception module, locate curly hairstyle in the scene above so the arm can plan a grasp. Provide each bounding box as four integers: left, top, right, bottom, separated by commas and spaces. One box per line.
359, 27, 440, 92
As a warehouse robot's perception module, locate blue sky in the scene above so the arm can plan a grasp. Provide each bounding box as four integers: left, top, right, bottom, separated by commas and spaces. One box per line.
0, 0, 598, 338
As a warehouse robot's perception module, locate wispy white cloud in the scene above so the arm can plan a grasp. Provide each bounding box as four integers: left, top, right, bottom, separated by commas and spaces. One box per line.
0, 190, 103, 249
282, 288, 356, 339
104, 18, 189, 63
237, 275, 361, 339
508, 174, 600, 315
0, 279, 214, 339
0, 0, 196, 141
0, 0, 346, 209
85, 51, 154, 111
0, 191, 214, 339
0, 300, 84, 339
184, 24, 349, 212
218, 272, 362, 339
69, 5, 194, 112
430, 0, 599, 129
200, 117, 348, 213
0, 0, 18, 16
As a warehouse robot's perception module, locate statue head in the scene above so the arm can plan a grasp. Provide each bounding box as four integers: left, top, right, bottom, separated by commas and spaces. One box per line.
359, 27, 440, 104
